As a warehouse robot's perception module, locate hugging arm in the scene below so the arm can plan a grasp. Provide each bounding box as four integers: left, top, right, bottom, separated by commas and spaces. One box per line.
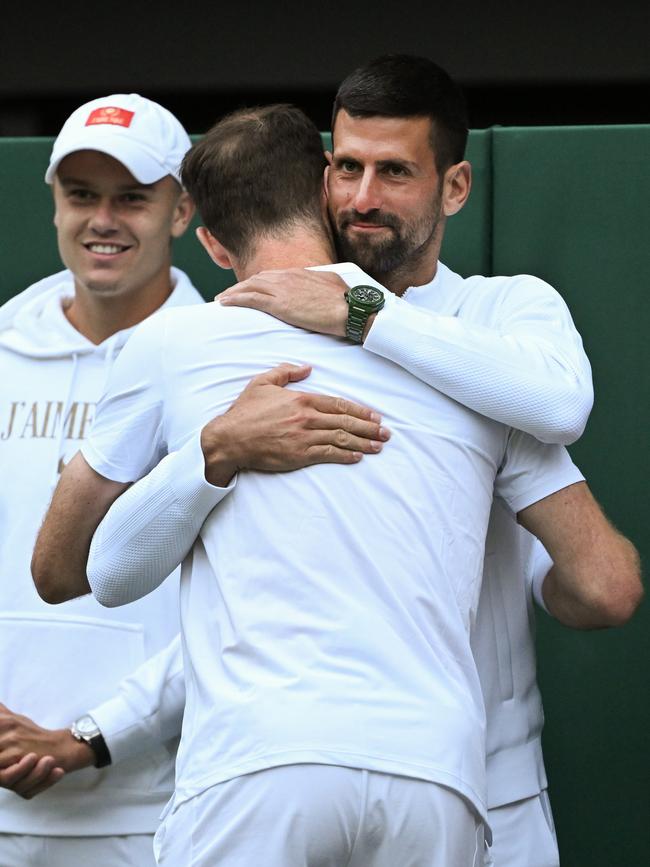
33, 328, 388, 607
31, 452, 128, 603
518, 482, 643, 629
219, 268, 593, 444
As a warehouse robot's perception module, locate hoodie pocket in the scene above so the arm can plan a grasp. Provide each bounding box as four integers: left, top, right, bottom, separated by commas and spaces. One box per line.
1, 612, 147, 728
0, 611, 173, 795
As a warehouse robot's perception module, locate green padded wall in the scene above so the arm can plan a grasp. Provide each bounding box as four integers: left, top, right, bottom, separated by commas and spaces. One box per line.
492, 125, 649, 865
441, 129, 492, 277
0, 139, 62, 298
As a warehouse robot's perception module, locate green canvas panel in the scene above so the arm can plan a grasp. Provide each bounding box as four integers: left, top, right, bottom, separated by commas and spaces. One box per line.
440, 129, 492, 277
0, 139, 62, 301
492, 125, 650, 866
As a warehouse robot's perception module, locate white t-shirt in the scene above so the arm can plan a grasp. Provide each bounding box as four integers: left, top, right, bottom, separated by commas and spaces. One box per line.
83, 263, 576, 823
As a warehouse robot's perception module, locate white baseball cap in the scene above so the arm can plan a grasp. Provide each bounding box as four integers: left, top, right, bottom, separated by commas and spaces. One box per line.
45, 93, 192, 185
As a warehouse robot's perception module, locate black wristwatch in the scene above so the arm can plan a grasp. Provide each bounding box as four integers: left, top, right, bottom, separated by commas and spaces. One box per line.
70, 714, 112, 768
344, 284, 385, 343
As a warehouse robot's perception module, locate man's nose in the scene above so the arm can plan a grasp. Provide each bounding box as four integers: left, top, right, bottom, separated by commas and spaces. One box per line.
87, 200, 118, 234
351, 170, 382, 214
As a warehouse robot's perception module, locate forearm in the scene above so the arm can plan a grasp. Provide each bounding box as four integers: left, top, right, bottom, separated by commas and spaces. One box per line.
218, 268, 593, 443
89, 433, 232, 607
541, 533, 642, 629
364, 296, 593, 444
518, 482, 644, 629
31, 452, 128, 603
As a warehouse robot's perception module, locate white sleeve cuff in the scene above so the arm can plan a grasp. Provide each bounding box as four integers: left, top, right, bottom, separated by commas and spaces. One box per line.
530, 542, 554, 614
88, 637, 185, 764
168, 430, 237, 511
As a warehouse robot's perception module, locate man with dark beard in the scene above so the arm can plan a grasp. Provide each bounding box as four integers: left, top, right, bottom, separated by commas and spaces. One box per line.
213, 56, 642, 867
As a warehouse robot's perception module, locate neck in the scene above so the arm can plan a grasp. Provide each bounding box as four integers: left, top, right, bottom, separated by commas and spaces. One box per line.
64, 268, 173, 345
380, 218, 444, 296
236, 230, 336, 280
380, 255, 439, 297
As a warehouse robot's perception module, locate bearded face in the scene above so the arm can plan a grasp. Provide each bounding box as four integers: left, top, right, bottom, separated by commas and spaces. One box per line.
333, 195, 443, 281
327, 111, 447, 288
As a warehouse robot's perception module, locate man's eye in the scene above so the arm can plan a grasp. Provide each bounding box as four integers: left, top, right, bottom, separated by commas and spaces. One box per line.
68, 189, 93, 200
339, 161, 359, 173
387, 165, 407, 177
122, 193, 146, 203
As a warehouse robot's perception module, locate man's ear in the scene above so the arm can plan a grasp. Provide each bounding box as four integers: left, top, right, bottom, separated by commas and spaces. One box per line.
171, 191, 195, 238
442, 160, 471, 217
323, 163, 330, 202
196, 227, 233, 270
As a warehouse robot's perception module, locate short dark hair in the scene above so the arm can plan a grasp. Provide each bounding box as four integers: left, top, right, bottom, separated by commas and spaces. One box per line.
332, 54, 469, 172
181, 104, 327, 261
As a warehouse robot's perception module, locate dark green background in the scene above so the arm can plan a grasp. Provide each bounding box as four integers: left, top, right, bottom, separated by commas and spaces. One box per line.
1, 127, 648, 863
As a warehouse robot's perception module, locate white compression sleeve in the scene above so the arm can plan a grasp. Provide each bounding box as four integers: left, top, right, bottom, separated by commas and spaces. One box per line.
88, 432, 234, 607
364, 287, 593, 445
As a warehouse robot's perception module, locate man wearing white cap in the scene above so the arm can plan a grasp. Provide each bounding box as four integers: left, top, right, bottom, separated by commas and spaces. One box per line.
0, 93, 383, 866
0, 91, 198, 867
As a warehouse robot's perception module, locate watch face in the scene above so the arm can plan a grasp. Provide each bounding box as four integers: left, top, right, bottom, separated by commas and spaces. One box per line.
350, 285, 383, 306
74, 714, 99, 736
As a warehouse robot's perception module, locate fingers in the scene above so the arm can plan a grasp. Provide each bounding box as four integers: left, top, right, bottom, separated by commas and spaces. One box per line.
217, 272, 284, 303
0, 753, 39, 788
219, 290, 270, 310
297, 392, 383, 424
306, 411, 390, 441
247, 363, 312, 388
316, 430, 385, 454
12, 757, 65, 799
304, 446, 365, 465
20, 772, 66, 799
217, 269, 346, 304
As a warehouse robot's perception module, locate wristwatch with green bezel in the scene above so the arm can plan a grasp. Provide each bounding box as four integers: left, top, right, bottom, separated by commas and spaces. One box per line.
344, 284, 385, 343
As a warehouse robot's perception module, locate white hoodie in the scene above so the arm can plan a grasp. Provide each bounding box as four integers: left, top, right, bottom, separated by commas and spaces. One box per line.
0, 267, 202, 836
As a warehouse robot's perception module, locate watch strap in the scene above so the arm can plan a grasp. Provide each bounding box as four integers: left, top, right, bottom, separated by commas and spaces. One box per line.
70, 716, 112, 768
345, 298, 372, 343
344, 286, 385, 343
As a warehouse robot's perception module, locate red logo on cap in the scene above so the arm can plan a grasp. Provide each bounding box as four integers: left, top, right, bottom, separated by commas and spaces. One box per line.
85, 107, 135, 128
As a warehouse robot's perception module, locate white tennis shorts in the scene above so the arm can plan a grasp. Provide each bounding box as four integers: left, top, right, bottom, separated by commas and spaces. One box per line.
485, 790, 559, 867
154, 763, 485, 866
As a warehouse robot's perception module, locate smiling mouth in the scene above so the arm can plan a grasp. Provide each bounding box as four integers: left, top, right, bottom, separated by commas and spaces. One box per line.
84, 243, 132, 255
